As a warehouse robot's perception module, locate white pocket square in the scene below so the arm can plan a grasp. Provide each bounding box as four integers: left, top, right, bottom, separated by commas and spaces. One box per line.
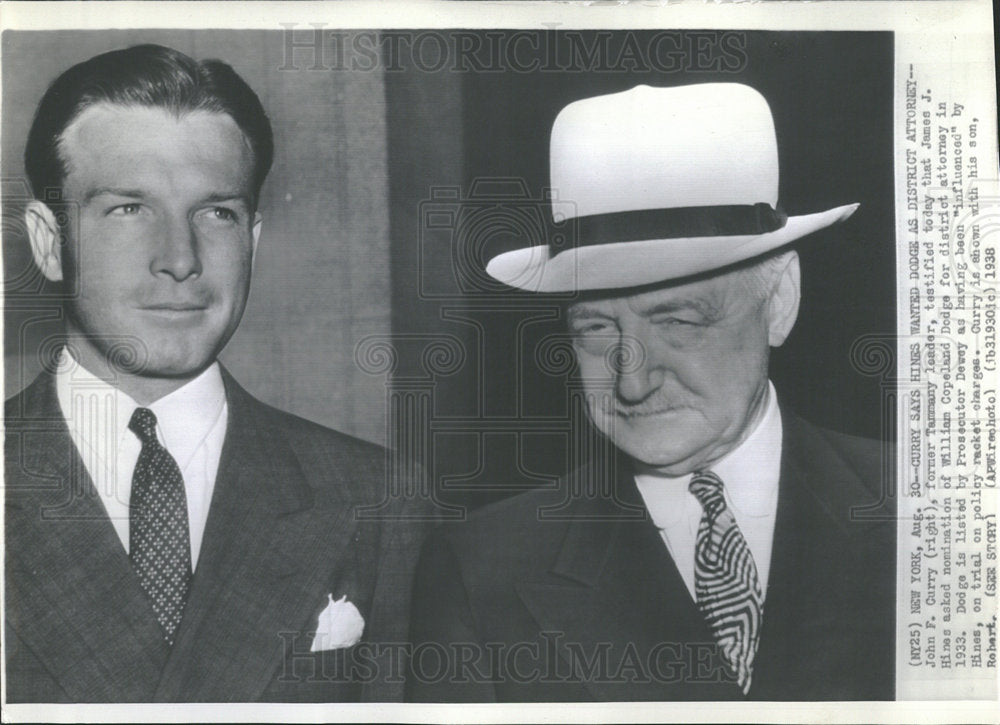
310, 594, 365, 652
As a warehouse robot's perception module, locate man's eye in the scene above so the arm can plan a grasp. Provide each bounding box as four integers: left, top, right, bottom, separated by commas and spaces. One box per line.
108, 203, 143, 216
654, 316, 700, 327
211, 207, 238, 222
573, 322, 613, 336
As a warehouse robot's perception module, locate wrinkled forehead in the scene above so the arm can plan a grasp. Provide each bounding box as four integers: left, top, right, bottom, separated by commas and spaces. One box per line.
566, 268, 749, 318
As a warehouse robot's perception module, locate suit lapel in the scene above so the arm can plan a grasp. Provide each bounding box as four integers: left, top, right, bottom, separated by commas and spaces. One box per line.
5, 375, 168, 701
154, 373, 361, 701
751, 409, 880, 699
515, 462, 739, 701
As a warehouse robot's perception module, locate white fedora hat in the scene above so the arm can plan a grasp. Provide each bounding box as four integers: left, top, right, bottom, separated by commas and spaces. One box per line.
485, 83, 859, 292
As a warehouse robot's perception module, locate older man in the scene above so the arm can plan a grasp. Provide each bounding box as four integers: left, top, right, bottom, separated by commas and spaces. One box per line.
5, 44, 426, 702
407, 84, 895, 701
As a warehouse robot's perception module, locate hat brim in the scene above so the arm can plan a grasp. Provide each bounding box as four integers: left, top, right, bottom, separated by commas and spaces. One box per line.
485, 203, 859, 292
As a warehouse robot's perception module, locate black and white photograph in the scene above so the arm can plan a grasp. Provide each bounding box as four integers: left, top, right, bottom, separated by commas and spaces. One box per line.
1, 1, 996, 722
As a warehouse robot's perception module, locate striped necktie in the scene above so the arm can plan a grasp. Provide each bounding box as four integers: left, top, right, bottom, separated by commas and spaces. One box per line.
129, 407, 193, 645
689, 470, 764, 694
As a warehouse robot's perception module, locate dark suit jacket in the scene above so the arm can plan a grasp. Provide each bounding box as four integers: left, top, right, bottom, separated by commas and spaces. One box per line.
407, 409, 895, 701
5, 369, 430, 702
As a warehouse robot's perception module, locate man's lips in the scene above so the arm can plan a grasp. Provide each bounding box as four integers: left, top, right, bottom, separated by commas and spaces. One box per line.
139, 303, 210, 318
597, 399, 690, 419
612, 407, 685, 420
140, 303, 209, 311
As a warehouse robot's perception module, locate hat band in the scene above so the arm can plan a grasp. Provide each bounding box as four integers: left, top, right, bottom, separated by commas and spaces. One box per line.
554, 203, 787, 256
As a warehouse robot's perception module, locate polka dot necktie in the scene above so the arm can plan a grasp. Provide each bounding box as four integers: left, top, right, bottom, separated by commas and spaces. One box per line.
689, 471, 764, 695
128, 407, 192, 645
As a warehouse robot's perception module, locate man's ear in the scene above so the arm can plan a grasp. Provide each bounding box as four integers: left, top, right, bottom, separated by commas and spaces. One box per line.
25, 200, 63, 282
250, 211, 262, 270
766, 251, 801, 347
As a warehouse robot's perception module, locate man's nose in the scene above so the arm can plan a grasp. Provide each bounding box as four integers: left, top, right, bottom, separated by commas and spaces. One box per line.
612, 335, 663, 404
152, 216, 202, 281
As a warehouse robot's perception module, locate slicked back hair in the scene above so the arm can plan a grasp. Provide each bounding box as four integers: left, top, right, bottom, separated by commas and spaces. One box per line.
24, 44, 273, 209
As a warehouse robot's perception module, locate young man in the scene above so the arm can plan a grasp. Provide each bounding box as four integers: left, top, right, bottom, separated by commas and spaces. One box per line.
5, 44, 426, 702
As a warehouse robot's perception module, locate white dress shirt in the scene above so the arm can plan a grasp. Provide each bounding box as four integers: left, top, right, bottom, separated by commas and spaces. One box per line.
634, 382, 782, 602
54, 348, 228, 570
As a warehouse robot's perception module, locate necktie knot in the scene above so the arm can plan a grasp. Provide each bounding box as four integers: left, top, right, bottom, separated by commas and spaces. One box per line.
689, 470, 726, 517
129, 407, 159, 445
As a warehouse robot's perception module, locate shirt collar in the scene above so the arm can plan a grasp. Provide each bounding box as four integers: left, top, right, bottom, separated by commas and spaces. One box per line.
710, 381, 782, 518
633, 381, 783, 523
148, 364, 226, 470
55, 348, 226, 469
55, 349, 140, 457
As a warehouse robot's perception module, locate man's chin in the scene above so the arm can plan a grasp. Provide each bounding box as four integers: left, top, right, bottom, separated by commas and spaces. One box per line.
622, 445, 700, 471
604, 418, 713, 472
117, 326, 229, 378
117, 344, 219, 380
139, 356, 217, 379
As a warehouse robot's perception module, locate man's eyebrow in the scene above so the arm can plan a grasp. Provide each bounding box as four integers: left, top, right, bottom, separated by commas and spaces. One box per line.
199, 192, 250, 205
82, 188, 251, 206
567, 304, 614, 321
83, 187, 146, 204
640, 298, 719, 318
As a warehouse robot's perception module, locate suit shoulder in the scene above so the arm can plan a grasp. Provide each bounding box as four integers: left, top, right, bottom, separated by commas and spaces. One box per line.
240, 393, 386, 461
785, 412, 894, 515
814, 424, 885, 461
230, 388, 398, 511
808, 423, 889, 481
5, 373, 53, 421
427, 485, 568, 579
433, 453, 625, 554
454, 485, 564, 534
783, 404, 888, 465
5, 391, 21, 420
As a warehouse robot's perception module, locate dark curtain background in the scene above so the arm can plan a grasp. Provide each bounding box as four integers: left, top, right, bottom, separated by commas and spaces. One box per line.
387, 30, 896, 512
